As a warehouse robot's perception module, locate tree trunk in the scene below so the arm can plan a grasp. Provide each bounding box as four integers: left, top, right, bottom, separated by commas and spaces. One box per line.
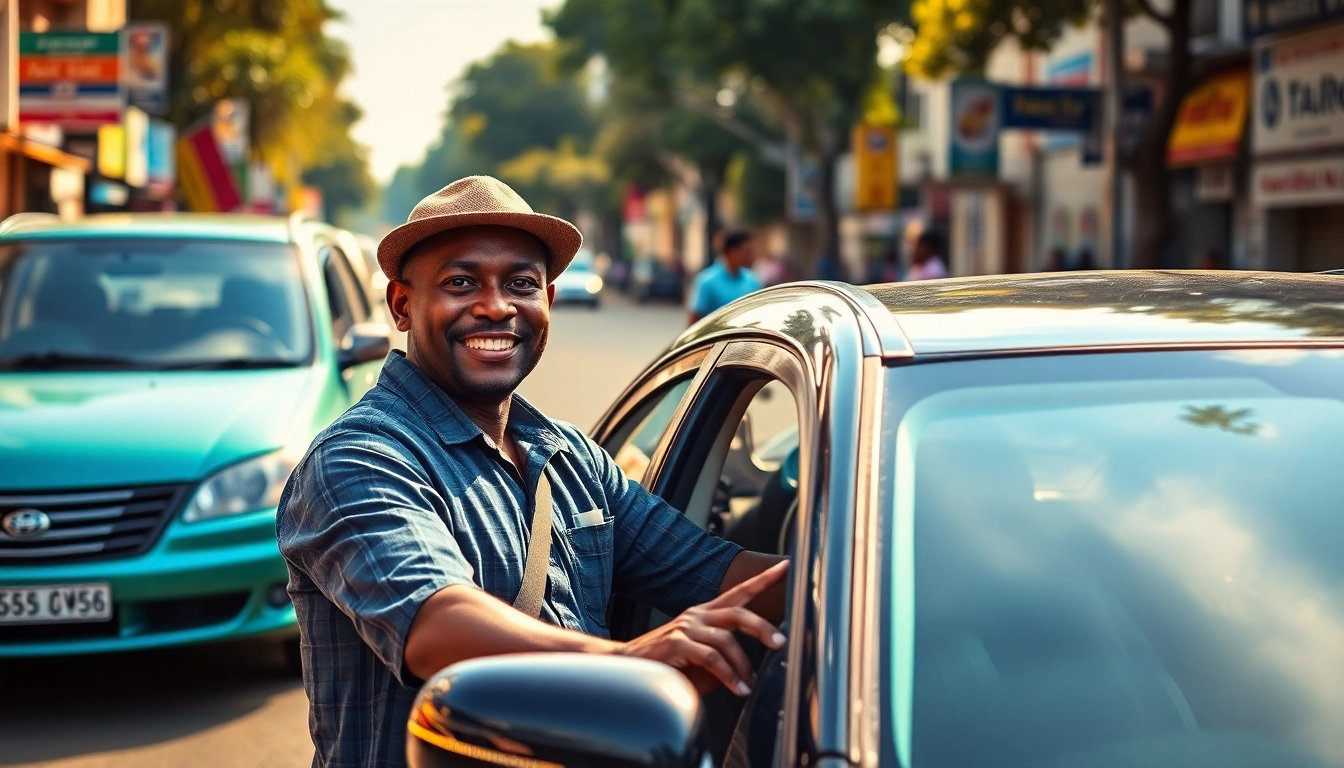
815, 128, 843, 280
1128, 0, 1194, 269
701, 163, 722, 263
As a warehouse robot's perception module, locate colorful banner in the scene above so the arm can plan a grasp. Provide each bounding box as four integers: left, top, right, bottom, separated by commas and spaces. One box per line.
176, 123, 241, 212
950, 80, 1001, 177
853, 124, 897, 211
125, 23, 170, 115
1168, 68, 1249, 167
18, 31, 123, 130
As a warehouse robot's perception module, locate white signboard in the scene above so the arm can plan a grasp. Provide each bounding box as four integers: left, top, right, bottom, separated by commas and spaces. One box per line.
1252, 154, 1344, 207
1254, 25, 1344, 157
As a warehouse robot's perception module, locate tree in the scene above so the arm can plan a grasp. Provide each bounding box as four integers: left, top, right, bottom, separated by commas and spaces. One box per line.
129, 0, 372, 220
904, 0, 1196, 268
549, 0, 901, 273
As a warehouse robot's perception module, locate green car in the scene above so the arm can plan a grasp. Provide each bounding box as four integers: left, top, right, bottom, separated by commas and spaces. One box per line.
0, 212, 391, 661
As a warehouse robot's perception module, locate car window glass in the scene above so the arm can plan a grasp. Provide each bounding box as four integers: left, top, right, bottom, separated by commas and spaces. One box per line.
322, 248, 355, 339
885, 352, 1344, 768
713, 380, 800, 555
330, 246, 372, 320
607, 379, 693, 486
0, 240, 312, 368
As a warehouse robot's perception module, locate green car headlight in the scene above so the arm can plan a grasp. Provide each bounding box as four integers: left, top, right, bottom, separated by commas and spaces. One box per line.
183, 451, 298, 523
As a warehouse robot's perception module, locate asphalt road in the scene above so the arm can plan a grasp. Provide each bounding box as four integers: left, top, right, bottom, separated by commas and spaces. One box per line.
0, 290, 687, 768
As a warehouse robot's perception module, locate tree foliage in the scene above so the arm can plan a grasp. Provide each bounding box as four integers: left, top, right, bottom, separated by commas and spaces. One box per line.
905, 0, 1091, 78
128, 0, 372, 222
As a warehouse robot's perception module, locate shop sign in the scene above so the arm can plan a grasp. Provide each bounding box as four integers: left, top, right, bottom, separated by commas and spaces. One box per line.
1000, 87, 1098, 130
1254, 25, 1344, 156
950, 80, 1001, 176
18, 31, 124, 130
853, 124, 897, 211
1245, 0, 1344, 40
1252, 154, 1344, 206
1168, 69, 1250, 167
125, 23, 170, 115
146, 119, 176, 198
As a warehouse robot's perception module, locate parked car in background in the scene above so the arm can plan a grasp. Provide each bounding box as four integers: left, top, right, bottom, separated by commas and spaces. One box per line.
411, 272, 1344, 768
0, 212, 391, 667
630, 256, 684, 304
550, 247, 603, 308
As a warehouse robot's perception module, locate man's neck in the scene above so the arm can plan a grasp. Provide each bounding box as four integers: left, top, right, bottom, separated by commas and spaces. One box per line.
456, 397, 512, 448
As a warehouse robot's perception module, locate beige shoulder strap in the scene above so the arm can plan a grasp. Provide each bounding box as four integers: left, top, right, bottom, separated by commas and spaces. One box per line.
512, 470, 553, 619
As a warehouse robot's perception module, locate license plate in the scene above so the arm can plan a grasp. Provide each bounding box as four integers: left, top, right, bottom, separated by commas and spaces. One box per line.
0, 583, 112, 624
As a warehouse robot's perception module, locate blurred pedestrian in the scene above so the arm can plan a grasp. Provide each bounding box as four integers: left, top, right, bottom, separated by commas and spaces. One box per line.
906, 231, 948, 281
277, 176, 788, 768
1045, 246, 1067, 272
688, 229, 761, 324
1074, 247, 1097, 271
869, 243, 902, 284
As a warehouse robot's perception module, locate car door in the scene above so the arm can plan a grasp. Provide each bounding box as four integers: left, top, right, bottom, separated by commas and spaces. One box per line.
319, 241, 383, 403
594, 337, 822, 768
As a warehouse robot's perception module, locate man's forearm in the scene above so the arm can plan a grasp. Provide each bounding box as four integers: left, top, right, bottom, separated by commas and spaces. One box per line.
403, 584, 616, 682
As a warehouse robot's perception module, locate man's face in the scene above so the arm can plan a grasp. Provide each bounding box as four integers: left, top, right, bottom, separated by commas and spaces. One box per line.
388, 225, 554, 403
728, 240, 756, 269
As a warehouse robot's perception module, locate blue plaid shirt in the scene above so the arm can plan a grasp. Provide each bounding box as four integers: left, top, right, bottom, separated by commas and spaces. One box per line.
277, 352, 741, 768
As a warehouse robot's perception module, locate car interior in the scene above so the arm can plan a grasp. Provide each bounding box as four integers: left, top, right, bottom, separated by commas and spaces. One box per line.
604, 369, 803, 768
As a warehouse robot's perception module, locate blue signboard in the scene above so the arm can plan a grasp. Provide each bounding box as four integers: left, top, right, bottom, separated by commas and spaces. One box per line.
1000, 87, 1099, 130
1245, 0, 1344, 40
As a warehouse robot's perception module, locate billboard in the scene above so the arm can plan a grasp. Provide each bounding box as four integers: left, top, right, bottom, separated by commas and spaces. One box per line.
1254, 25, 1344, 157
125, 23, 170, 115
18, 31, 124, 131
949, 80, 1001, 176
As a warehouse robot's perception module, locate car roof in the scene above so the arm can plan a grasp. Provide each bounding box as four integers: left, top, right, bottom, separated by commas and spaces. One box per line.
677, 271, 1344, 359
0, 213, 305, 244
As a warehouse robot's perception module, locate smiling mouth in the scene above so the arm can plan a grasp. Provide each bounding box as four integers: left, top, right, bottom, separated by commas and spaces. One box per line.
461, 336, 518, 352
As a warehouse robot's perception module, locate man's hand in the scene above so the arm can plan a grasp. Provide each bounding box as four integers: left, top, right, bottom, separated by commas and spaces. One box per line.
613, 560, 788, 696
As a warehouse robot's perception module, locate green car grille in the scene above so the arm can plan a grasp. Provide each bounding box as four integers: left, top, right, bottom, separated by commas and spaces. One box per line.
0, 485, 188, 565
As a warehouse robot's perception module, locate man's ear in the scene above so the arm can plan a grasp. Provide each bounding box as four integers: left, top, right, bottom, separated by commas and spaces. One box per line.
546, 281, 555, 308
388, 279, 413, 333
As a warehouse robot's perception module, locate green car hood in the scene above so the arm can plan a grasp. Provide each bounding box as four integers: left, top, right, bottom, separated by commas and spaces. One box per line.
0, 368, 322, 491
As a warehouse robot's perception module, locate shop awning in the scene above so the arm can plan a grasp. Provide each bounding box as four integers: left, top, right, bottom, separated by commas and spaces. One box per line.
1167, 68, 1250, 168
0, 132, 91, 173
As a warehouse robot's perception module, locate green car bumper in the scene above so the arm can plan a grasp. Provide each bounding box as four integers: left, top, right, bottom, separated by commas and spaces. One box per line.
0, 508, 295, 657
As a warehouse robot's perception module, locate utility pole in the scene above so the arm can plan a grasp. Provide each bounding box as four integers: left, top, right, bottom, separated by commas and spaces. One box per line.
1105, 0, 1126, 268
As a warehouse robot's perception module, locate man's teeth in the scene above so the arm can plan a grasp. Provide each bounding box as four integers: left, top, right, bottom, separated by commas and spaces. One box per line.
464, 337, 516, 351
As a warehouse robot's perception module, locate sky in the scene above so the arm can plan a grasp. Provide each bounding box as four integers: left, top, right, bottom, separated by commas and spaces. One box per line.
326, 0, 558, 184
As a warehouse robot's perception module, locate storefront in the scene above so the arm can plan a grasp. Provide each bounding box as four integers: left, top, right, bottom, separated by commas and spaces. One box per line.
1249, 21, 1344, 270
1166, 67, 1250, 269
0, 131, 89, 219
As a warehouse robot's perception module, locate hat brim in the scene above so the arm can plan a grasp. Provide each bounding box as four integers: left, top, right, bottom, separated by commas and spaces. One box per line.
377, 210, 583, 281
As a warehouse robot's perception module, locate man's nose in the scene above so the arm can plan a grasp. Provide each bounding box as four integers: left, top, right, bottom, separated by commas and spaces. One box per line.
471, 284, 517, 321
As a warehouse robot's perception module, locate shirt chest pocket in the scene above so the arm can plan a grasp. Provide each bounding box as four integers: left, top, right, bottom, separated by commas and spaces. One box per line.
565, 517, 613, 628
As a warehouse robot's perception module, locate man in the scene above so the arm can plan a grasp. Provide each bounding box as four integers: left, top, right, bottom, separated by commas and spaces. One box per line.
688, 229, 760, 324
906, 230, 949, 281
277, 176, 787, 768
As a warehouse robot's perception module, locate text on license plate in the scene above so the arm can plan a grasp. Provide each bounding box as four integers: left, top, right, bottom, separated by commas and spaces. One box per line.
0, 583, 112, 624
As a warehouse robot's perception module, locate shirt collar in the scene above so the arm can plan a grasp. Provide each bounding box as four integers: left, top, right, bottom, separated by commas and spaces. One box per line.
377, 351, 570, 457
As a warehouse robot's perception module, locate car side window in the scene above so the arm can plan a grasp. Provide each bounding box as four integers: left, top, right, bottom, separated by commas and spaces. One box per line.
603, 378, 693, 487
710, 380, 800, 554
322, 246, 367, 339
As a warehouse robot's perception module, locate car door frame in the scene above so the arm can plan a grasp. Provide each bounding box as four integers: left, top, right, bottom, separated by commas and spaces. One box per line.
315, 234, 383, 402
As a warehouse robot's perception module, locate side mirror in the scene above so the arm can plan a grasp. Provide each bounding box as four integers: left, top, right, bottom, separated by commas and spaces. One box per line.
338, 322, 391, 368
407, 653, 705, 768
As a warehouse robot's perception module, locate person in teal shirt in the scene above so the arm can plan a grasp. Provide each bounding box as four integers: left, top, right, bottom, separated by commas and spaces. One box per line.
688, 230, 761, 324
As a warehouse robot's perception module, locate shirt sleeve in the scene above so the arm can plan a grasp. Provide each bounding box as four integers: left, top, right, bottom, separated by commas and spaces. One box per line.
576, 433, 743, 616
276, 431, 478, 685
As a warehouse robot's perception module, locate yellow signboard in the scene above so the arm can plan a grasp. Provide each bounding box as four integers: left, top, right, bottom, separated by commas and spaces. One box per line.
1168, 68, 1249, 167
96, 124, 125, 179
854, 124, 898, 211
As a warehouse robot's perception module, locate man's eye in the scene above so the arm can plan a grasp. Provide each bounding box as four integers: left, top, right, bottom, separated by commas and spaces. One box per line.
511, 278, 540, 290
444, 277, 472, 288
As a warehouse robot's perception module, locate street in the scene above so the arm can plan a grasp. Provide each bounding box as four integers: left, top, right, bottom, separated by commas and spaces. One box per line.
0, 292, 686, 768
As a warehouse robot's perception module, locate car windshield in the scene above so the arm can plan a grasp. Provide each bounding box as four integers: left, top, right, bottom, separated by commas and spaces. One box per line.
0, 239, 312, 371
884, 349, 1344, 768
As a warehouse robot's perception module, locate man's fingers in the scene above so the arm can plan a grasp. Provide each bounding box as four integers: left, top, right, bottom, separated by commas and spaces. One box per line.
713, 559, 789, 607
703, 606, 785, 650
689, 643, 750, 696
684, 624, 754, 688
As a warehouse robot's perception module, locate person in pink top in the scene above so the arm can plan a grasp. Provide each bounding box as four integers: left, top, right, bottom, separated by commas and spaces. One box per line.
906, 231, 949, 281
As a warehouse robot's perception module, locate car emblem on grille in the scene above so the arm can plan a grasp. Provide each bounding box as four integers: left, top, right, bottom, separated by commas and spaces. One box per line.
2, 509, 51, 538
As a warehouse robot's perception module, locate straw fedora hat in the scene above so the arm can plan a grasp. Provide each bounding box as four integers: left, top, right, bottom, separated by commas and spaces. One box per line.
377, 175, 584, 280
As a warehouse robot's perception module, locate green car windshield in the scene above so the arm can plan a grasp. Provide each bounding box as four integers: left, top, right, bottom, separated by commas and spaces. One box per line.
886, 349, 1344, 768
0, 239, 312, 370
